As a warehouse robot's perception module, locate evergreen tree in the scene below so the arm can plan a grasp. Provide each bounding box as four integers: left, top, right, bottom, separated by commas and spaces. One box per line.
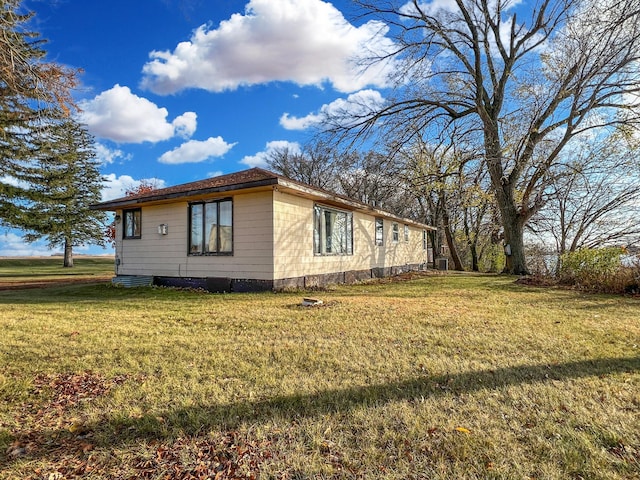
17, 119, 107, 267
1, 0, 78, 225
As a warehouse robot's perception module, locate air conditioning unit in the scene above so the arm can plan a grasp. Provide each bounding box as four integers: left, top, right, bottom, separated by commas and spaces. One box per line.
437, 258, 449, 270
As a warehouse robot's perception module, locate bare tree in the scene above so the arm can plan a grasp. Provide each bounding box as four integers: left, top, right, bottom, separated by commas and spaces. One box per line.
336, 150, 415, 215
266, 141, 340, 191
268, 141, 420, 218
339, 0, 640, 274
529, 133, 640, 255
459, 163, 498, 272
400, 133, 470, 270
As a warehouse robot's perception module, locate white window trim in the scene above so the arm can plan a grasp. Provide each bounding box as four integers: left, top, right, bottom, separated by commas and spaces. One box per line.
313, 204, 353, 256
392, 222, 399, 243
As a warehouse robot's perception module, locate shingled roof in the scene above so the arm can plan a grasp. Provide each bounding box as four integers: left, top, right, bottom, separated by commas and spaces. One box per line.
93, 168, 282, 209
91, 167, 435, 230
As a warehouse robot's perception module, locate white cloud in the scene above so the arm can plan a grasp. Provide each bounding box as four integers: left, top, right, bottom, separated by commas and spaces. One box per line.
94, 143, 131, 166
0, 230, 112, 257
400, 0, 457, 15
280, 112, 323, 131
206, 170, 224, 178
401, 0, 523, 16
280, 89, 386, 130
0, 231, 53, 257
173, 112, 198, 138
141, 0, 397, 94
241, 140, 301, 168
102, 174, 167, 201
0, 175, 28, 189
78, 84, 197, 143
158, 137, 236, 165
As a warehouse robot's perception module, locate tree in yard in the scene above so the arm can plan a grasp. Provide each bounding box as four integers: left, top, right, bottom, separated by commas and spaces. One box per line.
337, 0, 640, 274
15, 119, 107, 268
336, 149, 415, 217
458, 161, 499, 272
529, 132, 640, 257
400, 133, 468, 270
266, 141, 341, 191
0, 0, 76, 113
1, 0, 79, 223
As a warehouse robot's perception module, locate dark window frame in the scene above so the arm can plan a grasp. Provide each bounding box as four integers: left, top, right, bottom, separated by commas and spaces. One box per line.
188, 198, 233, 256
392, 222, 399, 243
123, 208, 142, 239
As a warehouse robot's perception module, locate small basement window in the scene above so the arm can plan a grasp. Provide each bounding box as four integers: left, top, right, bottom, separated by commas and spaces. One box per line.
123, 209, 141, 239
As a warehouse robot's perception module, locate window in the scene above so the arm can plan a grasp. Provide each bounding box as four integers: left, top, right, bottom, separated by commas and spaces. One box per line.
404, 224, 409, 242
392, 222, 399, 243
314, 205, 353, 255
189, 199, 233, 255
375, 218, 384, 246
423, 229, 427, 250
123, 209, 141, 239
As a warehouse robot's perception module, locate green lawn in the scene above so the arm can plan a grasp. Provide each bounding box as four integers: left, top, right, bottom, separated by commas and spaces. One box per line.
0, 272, 638, 479
0, 256, 114, 285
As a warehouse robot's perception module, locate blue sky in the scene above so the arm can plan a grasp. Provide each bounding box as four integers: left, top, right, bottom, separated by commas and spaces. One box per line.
2, 0, 397, 255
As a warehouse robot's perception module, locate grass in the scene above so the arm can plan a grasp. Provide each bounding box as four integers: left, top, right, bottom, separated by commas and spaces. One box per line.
0, 256, 114, 285
0, 271, 638, 479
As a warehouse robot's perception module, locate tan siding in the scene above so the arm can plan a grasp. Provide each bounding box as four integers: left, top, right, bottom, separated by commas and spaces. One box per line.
115, 191, 274, 279
273, 191, 428, 280
114, 188, 427, 283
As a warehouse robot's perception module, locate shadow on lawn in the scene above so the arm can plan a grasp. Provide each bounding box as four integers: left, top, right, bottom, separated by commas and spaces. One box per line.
131, 356, 640, 437
6, 355, 639, 466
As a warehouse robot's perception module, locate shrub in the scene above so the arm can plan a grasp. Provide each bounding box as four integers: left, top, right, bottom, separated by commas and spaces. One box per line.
558, 247, 639, 294
526, 244, 558, 277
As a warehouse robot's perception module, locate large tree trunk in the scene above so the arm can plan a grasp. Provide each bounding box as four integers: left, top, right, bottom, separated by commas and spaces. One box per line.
470, 241, 479, 272
484, 128, 530, 275
442, 210, 464, 271
501, 213, 528, 275
63, 237, 73, 268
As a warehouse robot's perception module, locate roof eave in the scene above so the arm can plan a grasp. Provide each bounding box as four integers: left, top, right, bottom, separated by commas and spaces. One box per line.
91, 177, 279, 211
277, 179, 437, 231
91, 173, 436, 231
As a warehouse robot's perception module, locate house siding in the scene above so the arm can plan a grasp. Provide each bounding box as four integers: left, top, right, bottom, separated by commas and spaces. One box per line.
114, 191, 274, 281
272, 191, 428, 282
109, 182, 432, 292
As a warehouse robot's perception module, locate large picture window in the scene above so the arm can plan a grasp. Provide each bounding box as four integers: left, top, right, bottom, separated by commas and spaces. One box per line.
314, 205, 353, 255
189, 199, 233, 255
123, 209, 141, 239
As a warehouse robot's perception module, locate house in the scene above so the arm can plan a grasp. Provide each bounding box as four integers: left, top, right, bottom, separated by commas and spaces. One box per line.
92, 168, 436, 292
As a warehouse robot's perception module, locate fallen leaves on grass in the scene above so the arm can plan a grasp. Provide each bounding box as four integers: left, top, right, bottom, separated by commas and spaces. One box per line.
454, 426, 471, 435
131, 433, 273, 480
32, 371, 130, 411
5, 371, 131, 466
